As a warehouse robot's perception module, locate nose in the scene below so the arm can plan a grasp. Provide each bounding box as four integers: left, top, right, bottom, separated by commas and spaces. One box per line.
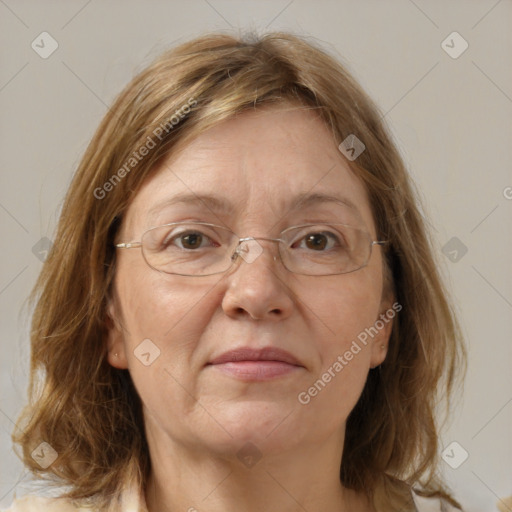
221, 238, 295, 321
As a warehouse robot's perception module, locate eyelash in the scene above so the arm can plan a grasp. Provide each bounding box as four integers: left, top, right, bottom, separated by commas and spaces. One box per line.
165, 229, 344, 251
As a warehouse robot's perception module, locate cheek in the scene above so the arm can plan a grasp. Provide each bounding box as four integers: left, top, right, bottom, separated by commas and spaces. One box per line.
308, 270, 382, 353
296, 271, 382, 418
115, 261, 217, 372
114, 266, 224, 427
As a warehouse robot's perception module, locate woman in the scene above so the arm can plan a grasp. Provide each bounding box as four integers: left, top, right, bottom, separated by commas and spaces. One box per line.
6, 32, 465, 511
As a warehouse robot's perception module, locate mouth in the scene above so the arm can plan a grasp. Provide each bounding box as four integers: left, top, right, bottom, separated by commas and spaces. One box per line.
206, 347, 303, 381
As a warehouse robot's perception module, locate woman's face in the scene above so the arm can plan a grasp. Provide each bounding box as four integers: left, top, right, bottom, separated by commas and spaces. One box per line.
107, 105, 392, 459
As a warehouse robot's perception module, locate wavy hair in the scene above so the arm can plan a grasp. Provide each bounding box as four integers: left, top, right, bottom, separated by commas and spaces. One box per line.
14, 31, 465, 511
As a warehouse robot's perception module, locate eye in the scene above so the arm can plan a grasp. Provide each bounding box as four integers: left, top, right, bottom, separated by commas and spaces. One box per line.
294, 231, 342, 251
165, 230, 219, 250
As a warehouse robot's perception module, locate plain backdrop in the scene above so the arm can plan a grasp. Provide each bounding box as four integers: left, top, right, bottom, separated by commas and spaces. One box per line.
1, 1, 511, 511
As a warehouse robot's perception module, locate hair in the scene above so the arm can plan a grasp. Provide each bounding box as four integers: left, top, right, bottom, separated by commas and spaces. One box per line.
14, 31, 466, 511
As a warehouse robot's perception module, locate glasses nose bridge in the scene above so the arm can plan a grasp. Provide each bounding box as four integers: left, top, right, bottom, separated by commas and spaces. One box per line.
232, 236, 285, 263
238, 235, 284, 244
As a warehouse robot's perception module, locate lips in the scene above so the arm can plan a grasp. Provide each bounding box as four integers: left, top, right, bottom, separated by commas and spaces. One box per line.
207, 346, 302, 367
206, 347, 303, 381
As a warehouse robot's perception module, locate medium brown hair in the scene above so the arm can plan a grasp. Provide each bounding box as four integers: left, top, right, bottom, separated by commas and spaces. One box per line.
14, 31, 465, 511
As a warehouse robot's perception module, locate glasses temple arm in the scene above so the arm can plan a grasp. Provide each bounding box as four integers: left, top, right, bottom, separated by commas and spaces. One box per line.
115, 242, 142, 249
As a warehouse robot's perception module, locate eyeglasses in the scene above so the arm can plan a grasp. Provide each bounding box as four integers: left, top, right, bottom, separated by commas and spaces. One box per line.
115, 221, 387, 277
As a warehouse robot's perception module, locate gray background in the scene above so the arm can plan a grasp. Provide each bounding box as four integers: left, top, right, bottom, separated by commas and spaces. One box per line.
1, 1, 511, 511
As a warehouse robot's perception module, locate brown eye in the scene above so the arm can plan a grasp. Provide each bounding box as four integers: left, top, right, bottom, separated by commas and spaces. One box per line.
305, 233, 328, 250
177, 232, 205, 249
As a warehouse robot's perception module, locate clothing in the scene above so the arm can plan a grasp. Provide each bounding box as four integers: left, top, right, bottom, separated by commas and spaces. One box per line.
2, 486, 458, 511
0, 486, 144, 512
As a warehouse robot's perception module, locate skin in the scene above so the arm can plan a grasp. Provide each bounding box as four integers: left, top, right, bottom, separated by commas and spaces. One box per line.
106, 104, 393, 512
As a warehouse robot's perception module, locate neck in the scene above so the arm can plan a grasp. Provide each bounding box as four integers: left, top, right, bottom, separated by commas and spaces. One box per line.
143, 428, 371, 512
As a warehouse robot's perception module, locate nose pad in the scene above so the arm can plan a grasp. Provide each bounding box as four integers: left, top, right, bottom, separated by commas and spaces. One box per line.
233, 238, 264, 264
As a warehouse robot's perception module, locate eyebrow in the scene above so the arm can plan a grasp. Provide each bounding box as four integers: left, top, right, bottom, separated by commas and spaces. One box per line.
148, 193, 236, 218
292, 192, 358, 212
147, 191, 360, 219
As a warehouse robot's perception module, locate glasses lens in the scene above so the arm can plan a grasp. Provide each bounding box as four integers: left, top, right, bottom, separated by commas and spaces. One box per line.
280, 224, 372, 275
141, 223, 236, 275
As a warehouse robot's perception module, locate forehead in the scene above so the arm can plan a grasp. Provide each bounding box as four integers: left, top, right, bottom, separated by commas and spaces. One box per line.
123, 106, 375, 235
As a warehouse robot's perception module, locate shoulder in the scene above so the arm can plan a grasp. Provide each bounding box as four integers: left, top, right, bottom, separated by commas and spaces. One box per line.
1, 484, 146, 512
1, 479, 145, 512
1, 495, 89, 512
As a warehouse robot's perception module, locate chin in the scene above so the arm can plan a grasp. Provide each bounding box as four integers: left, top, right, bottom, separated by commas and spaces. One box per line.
200, 401, 303, 454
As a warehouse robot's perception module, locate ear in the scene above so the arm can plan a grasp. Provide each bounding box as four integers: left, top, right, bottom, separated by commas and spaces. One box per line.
369, 298, 398, 369
105, 297, 129, 370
